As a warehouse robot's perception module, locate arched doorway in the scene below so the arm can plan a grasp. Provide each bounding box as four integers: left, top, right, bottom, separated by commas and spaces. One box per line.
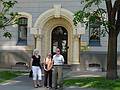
51, 26, 68, 64
34, 8, 75, 64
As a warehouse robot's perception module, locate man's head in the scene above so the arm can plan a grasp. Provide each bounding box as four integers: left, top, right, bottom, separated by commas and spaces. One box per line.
56, 48, 60, 55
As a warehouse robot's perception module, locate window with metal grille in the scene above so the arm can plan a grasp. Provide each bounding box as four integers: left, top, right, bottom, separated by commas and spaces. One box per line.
89, 23, 101, 46
17, 17, 28, 45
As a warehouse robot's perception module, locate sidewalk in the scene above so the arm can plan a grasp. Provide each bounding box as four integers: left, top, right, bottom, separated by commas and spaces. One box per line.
0, 75, 46, 90
0, 70, 103, 90
64, 70, 106, 79
0, 75, 98, 90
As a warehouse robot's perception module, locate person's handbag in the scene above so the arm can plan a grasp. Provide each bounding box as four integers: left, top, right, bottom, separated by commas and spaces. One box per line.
29, 70, 33, 78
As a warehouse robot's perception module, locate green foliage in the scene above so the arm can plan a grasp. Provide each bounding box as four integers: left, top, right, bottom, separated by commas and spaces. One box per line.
2, 0, 17, 12
74, 9, 106, 26
74, 0, 108, 35
64, 77, 120, 90
0, 0, 19, 38
3, 32, 12, 39
81, 0, 103, 10
0, 0, 18, 28
73, 10, 90, 26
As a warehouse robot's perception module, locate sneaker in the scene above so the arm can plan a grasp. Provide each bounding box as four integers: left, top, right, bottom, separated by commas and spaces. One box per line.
37, 84, 42, 87
44, 86, 47, 88
34, 85, 38, 88
52, 86, 57, 89
57, 85, 60, 88
49, 87, 52, 89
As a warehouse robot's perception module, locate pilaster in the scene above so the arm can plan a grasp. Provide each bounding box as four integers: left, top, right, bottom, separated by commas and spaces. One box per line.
72, 35, 80, 64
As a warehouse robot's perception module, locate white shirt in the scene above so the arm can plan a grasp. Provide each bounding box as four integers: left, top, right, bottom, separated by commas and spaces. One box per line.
53, 54, 64, 65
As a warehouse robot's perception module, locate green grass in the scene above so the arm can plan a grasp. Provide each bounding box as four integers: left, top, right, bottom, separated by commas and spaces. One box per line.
0, 71, 24, 83
63, 77, 120, 90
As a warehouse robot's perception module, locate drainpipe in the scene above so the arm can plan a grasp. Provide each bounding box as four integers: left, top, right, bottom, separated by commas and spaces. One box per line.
79, 35, 81, 63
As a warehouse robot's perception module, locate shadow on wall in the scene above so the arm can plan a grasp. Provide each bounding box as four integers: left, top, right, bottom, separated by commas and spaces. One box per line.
0, 50, 32, 68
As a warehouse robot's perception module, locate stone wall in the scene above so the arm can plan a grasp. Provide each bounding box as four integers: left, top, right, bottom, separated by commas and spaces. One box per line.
80, 52, 120, 71
0, 50, 32, 68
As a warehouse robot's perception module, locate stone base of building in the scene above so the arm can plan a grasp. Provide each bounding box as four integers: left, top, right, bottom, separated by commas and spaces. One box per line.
70, 64, 81, 71
0, 50, 32, 68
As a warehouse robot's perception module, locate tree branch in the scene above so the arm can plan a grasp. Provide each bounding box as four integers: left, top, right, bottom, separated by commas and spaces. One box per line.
116, 6, 120, 36
3, 15, 15, 26
113, 0, 120, 11
105, 0, 112, 18
112, 0, 120, 21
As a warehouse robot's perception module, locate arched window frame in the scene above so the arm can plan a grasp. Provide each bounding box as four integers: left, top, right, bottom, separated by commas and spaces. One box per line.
17, 17, 28, 45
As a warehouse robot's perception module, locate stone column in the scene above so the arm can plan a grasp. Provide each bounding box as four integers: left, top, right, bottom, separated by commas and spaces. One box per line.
72, 35, 80, 71
36, 35, 42, 55
72, 35, 80, 64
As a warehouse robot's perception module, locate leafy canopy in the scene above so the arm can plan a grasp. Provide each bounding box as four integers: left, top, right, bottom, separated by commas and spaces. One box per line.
73, 0, 108, 36
0, 0, 19, 38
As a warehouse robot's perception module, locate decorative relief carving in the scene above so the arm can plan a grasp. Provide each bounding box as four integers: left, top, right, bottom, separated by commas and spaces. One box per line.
53, 4, 61, 18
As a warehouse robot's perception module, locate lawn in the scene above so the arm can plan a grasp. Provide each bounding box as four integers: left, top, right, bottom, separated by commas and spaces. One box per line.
63, 77, 120, 90
0, 71, 24, 83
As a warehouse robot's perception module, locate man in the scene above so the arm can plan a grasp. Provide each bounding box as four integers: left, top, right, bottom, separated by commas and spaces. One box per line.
53, 48, 64, 89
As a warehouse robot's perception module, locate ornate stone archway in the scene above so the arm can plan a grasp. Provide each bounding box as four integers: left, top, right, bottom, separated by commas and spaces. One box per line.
34, 5, 80, 64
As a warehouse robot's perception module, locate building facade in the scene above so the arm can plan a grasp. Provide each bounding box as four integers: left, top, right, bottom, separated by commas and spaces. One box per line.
0, 0, 120, 70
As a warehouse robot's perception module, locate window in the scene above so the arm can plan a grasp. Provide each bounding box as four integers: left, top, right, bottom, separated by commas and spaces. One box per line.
89, 23, 100, 46
17, 17, 28, 45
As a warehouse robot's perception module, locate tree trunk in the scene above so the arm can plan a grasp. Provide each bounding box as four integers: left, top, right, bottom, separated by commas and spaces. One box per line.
106, 30, 118, 80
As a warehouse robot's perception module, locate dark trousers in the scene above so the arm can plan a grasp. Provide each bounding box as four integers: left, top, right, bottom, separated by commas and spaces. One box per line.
44, 70, 52, 87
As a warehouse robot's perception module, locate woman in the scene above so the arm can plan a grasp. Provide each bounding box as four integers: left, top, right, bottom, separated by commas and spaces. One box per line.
43, 52, 53, 89
30, 49, 42, 88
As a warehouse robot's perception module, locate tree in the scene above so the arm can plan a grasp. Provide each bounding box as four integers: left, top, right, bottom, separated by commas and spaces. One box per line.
0, 0, 19, 38
74, 0, 120, 80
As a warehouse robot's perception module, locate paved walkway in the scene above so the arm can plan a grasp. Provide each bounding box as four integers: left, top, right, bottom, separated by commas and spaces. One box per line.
0, 75, 98, 90
0, 75, 47, 90
64, 70, 106, 79
0, 70, 104, 90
